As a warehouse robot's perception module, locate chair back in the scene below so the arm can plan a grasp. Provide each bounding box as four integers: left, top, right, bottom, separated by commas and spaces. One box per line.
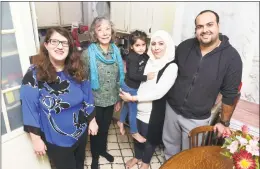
189, 125, 221, 149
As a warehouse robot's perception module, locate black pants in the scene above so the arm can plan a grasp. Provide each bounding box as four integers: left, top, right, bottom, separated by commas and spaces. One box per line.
134, 119, 156, 164
45, 129, 87, 169
90, 105, 114, 158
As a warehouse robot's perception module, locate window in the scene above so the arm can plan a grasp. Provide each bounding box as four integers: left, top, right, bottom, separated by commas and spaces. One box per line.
1, 2, 24, 138
1, 2, 37, 141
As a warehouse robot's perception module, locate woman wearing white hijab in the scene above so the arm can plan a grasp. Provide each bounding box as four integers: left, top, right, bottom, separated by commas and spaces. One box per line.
120, 30, 178, 169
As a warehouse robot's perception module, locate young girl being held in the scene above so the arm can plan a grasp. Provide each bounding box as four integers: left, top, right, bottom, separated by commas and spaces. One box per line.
117, 30, 155, 143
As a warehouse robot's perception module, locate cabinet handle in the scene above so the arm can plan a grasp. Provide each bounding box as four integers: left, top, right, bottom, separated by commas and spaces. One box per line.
149, 28, 151, 33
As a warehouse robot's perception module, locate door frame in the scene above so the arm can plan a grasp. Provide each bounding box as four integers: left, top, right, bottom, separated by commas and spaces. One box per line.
1, 2, 38, 143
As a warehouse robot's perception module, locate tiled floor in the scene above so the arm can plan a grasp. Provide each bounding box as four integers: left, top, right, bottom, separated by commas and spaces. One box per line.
84, 120, 166, 169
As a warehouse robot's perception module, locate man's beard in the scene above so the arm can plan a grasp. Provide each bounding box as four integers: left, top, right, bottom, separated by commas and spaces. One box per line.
199, 35, 217, 47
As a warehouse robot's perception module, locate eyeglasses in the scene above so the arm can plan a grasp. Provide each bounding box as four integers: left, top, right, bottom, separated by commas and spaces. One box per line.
48, 39, 69, 47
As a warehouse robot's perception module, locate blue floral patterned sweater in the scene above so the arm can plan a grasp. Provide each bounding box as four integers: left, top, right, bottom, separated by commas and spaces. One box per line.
20, 66, 95, 147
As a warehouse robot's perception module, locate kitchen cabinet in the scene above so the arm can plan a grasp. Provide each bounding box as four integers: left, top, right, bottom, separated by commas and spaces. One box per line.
111, 2, 176, 35
128, 2, 152, 34
34, 2, 60, 27
59, 2, 82, 25
34, 2, 82, 28
110, 2, 130, 32
149, 2, 176, 35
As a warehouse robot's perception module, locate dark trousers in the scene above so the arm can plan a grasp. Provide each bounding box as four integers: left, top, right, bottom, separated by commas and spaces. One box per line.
45, 129, 87, 169
90, 105, 114, 158
134, 119, 156, 164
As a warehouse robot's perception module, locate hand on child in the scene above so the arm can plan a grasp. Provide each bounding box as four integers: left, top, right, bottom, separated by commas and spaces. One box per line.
119, 89, 132, 102
147, 72, 155, 80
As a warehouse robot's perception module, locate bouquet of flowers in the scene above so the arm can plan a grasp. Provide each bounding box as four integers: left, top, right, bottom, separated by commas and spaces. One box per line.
221, 125, 259, 169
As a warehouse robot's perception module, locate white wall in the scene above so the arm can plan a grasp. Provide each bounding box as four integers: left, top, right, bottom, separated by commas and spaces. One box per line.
2, 133, 51, 169
172, 2, 259, 104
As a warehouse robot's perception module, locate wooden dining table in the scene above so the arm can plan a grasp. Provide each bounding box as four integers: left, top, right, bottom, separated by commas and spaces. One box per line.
160, 146, 233, 169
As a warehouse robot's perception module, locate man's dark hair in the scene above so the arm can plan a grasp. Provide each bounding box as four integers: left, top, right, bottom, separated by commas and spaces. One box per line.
195, 10, 219, 25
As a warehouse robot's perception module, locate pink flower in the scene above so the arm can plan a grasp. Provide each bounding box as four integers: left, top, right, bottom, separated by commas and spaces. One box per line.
236, 136, 248, 146
246, 140, 259, 156
222, 131, 231, 138
241, 125, 249, 135
227, 140, 239, 154
252, 136, 259, 142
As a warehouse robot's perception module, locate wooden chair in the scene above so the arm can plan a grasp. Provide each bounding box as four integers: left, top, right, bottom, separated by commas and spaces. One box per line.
189, 83, 243, 149
188, 125, 221, 149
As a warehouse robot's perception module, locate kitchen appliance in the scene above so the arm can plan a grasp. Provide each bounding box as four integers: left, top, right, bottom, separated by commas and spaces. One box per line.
115, 33, 130, 61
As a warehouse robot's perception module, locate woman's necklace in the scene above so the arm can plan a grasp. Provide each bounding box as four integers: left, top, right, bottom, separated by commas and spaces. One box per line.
55, 65, 65, 72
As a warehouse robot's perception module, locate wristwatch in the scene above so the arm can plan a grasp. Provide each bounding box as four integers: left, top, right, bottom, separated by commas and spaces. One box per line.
220, 119, 230, 127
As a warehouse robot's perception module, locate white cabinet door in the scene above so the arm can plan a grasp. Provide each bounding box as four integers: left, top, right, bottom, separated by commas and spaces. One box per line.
150, 2, 176, 35
110, 2, 130, 32
34, 2, 60, 27
129, 2, 153, 34
59, 2, 82, 26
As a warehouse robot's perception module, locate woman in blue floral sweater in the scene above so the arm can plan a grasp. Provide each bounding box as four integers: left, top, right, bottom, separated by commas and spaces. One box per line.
20, 27, 98, 169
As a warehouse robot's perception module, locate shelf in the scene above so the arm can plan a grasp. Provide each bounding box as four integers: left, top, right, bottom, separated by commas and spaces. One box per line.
2, 85, 21, 94
1, 29, 16, 34
6, 102, 20, 111
1, 50, 19, 58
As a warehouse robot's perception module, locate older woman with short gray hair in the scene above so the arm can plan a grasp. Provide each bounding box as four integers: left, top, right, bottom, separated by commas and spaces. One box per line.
82, 17, 125, 169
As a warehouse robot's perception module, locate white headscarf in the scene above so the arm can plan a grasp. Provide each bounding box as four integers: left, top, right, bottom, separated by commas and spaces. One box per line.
145, 30, 175, 73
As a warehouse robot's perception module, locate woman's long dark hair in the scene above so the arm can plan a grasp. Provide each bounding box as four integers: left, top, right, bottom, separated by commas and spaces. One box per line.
34, 27, 87, 83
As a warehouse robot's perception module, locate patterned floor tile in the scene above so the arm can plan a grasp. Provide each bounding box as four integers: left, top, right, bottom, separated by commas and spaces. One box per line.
113, 157, 124, 164
119, 143, 131, 149
107, 134, 118, 143
112, 164, 126, 169
150, 156, 159, 163
99, 156, 110, 165
83, 121, 164, 169
117, 134, 129, 143
108, 129, 116, 135
107, 142, 120, 150
150, 163, 161, 169
107, 150, 121, 157
99, 164, 112, 169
